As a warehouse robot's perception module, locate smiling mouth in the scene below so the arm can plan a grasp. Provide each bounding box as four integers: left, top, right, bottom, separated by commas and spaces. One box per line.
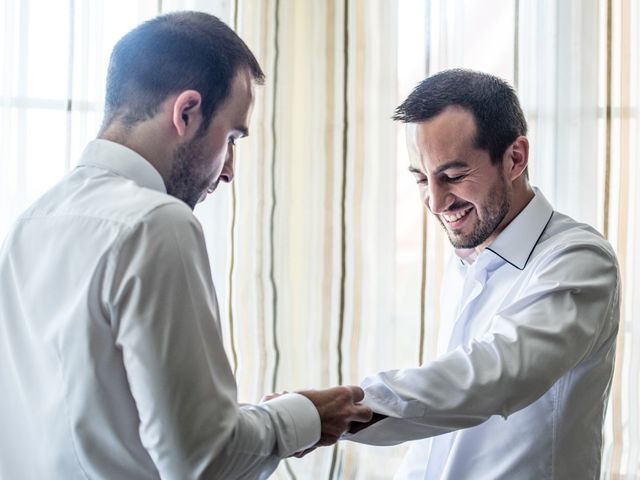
442, 206, 473, 224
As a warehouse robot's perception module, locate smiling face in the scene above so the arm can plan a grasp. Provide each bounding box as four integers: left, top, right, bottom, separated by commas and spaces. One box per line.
166, 69, 255, 209
407, 106, 514, 250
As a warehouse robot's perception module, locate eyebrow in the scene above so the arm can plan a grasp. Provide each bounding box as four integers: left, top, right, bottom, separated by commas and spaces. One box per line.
408, 160, 469, 176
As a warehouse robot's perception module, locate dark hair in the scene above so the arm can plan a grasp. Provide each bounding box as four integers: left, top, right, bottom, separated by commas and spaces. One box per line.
393, 69, 527, 164
103, 11, 264, 130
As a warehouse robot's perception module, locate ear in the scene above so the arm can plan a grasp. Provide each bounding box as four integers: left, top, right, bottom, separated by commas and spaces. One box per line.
504, 136, 529, 181
171, 90, 203, 138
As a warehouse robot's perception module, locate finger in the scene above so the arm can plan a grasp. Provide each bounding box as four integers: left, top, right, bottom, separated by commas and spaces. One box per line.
348, 385, 365, 403
349, 404, 373, 423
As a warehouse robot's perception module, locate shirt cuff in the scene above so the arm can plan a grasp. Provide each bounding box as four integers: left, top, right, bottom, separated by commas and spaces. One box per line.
261, 393, 321, 456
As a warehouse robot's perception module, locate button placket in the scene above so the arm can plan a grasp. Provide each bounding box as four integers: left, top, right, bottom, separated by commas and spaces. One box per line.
447, 263, 489, 351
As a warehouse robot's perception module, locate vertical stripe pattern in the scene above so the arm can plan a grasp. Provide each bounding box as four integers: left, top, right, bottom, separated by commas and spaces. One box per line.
330, 2, 350, 476
269, 0, 281, 393
225, 0, 241, 376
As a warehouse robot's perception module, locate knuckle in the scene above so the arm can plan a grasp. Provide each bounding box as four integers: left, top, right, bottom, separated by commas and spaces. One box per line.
340, 385, 353, 397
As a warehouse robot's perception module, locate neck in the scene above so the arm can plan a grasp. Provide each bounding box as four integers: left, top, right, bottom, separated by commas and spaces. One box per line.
98, 120, 174, 187
475, 178, 535, 254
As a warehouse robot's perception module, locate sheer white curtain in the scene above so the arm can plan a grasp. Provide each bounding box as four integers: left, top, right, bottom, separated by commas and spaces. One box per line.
0, 0, 158, 236
1, 1, 638, 478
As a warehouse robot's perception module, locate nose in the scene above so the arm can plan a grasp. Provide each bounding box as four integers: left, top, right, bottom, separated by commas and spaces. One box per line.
219, 144, 235, 183
425, 180, 453, 213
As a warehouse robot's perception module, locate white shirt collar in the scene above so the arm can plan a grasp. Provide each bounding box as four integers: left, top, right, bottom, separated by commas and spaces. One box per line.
76, 139, 167, 194
485, 187, 554, 270
454, 188, 554, 270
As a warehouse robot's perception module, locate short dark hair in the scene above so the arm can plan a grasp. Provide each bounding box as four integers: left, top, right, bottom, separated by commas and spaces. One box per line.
103, 11, 264, 130
393, 69, 527, 164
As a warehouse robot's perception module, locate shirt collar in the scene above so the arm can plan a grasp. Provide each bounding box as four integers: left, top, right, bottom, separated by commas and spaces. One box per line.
485, 187, 554, 270
455, 247, 480, 266
76, 139, 167, 194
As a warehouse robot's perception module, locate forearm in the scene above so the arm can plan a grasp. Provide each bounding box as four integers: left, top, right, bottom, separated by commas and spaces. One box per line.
201, 395, 320, 479
347, 245, 619, 445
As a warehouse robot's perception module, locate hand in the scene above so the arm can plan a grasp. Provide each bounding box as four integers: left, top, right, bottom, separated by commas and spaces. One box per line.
297, 385, 372, 446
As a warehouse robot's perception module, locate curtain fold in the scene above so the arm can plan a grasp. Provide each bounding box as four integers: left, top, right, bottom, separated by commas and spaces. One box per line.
232, 1, 406, 476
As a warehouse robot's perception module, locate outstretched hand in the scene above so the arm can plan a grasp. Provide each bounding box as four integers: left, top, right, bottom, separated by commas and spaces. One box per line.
297, 385, 373, 447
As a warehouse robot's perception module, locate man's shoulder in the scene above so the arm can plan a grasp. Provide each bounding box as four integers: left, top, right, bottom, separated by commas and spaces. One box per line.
534, 211, 617, 266
23, 166, 193, 231
100, 182, 194, 230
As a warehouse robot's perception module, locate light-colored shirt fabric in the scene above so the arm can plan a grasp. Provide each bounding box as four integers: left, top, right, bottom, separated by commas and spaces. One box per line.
346, 189, 620, 480
0, 139, 320, 480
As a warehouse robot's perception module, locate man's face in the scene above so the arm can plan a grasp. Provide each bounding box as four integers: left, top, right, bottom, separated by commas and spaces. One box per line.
167, 70, 255, 209
407, 106, 512, 250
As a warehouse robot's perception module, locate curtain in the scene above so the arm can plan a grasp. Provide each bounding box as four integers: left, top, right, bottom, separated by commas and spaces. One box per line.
0, 0, 637, 478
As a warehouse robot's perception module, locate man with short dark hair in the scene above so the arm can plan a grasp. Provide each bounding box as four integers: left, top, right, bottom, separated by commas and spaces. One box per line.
347, 70, 620, 479
0, 12, 371, 479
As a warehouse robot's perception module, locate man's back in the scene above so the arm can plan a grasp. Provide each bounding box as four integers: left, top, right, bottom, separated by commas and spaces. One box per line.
0, 141, 189, 478
1, 139, 332, 480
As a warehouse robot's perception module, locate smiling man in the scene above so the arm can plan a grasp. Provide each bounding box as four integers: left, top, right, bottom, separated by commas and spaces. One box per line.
346, 70, 620, 479
0, 12, 371, 479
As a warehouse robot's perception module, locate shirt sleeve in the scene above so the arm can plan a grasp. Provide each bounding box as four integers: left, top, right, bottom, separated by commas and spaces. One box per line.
345, 241, 619, 446
103, 202, 320, 479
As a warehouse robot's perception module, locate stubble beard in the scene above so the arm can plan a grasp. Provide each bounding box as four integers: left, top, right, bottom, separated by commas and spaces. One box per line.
165, 138, 210, 210
441, 175, 511, 249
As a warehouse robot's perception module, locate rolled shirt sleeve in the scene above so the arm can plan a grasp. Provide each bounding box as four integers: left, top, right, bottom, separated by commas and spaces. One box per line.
104, 202, 319, 478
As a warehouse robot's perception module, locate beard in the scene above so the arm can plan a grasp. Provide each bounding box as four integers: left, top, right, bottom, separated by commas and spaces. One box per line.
165, 137, 212, 210
440, 174, 511, 249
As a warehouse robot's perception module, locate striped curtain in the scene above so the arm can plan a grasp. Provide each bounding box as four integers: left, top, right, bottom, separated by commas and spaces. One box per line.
227, 1, 410, 477
1, 0, 638, 478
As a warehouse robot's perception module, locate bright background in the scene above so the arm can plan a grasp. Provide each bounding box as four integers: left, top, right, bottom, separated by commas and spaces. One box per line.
1, 0, 638, 478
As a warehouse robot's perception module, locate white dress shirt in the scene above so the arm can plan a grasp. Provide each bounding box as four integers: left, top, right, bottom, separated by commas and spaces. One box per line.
0, 140, 320, 479
347, 190, 620, 479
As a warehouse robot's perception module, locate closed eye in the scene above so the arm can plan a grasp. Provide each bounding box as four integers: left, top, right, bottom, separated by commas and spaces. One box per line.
445, 174, 466, 182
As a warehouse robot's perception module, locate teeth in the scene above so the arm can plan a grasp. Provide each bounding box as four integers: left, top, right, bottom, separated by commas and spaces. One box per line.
443, 207, 472, 223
